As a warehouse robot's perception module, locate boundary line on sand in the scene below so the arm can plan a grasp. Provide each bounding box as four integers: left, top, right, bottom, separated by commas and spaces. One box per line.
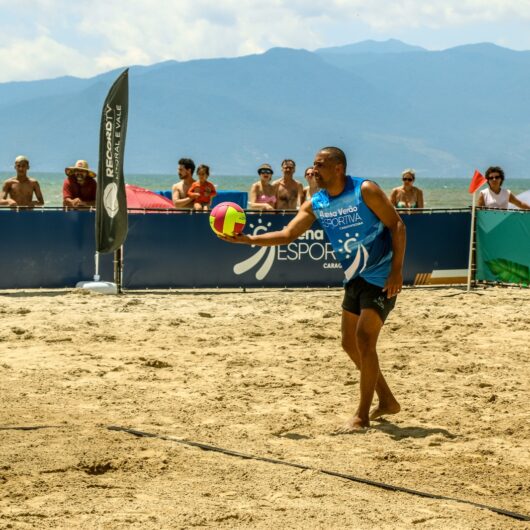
0, 425, 62, 431
107, 425, 529, 523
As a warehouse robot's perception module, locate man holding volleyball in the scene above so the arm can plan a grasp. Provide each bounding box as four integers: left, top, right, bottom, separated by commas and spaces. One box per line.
221, 147, 406, 432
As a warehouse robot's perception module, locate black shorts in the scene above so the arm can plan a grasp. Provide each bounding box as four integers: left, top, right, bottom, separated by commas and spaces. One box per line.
342, 276, 397, 323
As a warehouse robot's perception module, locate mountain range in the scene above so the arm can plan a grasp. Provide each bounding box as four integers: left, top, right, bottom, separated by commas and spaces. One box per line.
1, 39, 530, 178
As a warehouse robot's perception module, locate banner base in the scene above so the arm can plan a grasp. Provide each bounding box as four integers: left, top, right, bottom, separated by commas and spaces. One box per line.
75, 281, 118, 295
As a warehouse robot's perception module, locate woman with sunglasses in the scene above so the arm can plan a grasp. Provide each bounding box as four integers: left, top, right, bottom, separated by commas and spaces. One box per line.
477, 166, 530, 209
390, 169, 424, 210
302, 166, 319, 202
248, 163, 278, 210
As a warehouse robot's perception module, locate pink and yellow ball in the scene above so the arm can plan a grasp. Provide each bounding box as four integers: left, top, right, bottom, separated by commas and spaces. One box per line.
209, 202, 246, 236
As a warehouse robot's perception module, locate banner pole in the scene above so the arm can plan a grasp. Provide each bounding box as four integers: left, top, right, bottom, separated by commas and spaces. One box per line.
466, 193, 477, 292
120, 245, 124, 293
114, 247, 123, 294
93, 252, 100, 282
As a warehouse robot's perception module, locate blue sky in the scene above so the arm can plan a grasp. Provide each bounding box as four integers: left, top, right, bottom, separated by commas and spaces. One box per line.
1, 0, 530, 82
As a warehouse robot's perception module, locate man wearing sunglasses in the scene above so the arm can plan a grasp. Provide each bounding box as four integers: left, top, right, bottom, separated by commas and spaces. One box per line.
220, 146, 406, 433
477, 166, 530, 209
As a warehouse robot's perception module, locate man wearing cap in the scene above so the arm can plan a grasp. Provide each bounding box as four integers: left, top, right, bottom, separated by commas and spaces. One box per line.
63, 160, 97, 209
273, 159, 304, 210
1, 155, 45, 208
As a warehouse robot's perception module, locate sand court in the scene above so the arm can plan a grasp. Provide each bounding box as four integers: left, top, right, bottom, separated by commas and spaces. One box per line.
0, 287, 529, 528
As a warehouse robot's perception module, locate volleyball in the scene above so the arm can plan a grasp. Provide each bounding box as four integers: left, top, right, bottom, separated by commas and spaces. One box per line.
209, 202, 246, 236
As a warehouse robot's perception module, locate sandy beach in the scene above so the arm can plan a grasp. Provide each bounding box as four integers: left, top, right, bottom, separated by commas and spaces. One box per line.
0, 286, 528, 529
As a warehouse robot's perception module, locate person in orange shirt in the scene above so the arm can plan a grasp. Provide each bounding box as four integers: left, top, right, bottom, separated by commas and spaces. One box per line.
187, 164, 217, 211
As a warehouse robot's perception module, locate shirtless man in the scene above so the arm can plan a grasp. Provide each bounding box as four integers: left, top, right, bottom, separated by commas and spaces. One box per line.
273, 159, 304, 210
220, 147, 406, 432
171, 158, 196, 209
1, 156, 44, 207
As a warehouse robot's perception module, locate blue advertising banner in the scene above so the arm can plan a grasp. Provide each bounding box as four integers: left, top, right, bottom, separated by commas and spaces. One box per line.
0, 211, 113, 288
0, 209, 471, 289
476, 210, 530, 285
400, 210, 470, 286
124, 212, 341, 288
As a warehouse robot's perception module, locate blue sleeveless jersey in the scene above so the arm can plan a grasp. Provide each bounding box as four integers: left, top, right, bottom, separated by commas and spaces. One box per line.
311, 176, 392, 287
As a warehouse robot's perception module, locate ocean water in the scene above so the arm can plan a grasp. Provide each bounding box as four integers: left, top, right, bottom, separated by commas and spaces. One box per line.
2, 172, 530, 209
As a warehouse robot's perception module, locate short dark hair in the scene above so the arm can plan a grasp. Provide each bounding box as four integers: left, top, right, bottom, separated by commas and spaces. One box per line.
197, 164, 209, 176
178, 158, 196, 174
304, 167, 314, 176
281, 159, 296, 167
319, 147, 347, 170
485, 166, 504, 183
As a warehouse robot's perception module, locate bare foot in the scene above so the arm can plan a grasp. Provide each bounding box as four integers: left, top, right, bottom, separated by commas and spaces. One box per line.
369, 401, 401, 421
334, 415, 369, 434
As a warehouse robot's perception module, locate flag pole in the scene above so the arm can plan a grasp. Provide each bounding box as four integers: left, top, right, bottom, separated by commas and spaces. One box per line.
466, 192, 477, 292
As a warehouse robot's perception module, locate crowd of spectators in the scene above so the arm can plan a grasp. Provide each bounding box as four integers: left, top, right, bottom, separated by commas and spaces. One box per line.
1, 154, 529, 211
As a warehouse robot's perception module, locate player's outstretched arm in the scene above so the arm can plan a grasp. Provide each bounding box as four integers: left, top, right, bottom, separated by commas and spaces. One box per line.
362, 181, 406, 298
219, 201, 316, 246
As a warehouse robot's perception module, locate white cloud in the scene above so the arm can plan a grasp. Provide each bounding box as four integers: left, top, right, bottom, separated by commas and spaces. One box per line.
1, 0, 530, 81
346, 1, 530, 30
0, 35, 94, 82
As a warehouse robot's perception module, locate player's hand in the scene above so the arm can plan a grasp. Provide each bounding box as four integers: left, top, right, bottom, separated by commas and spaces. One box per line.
217, 233, 252, 245
382, 270, 403, 298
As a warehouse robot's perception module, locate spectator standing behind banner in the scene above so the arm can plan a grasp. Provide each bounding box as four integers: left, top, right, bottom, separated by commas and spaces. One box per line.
477, 166, 530, 210
63, 160, 97, 209
248, 163, 278, 210
187, 164, 217, 211
1, 155, 44, 208
274, 159, 304, 209
302, 166, 319, 202
390, 168, 424, 210
172, 158, 196, 209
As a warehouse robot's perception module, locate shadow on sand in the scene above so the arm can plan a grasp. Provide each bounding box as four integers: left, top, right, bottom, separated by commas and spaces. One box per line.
372, 419, 457, 441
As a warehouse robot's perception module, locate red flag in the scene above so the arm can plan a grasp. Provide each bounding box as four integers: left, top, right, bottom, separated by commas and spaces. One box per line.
468, 170, 486, 194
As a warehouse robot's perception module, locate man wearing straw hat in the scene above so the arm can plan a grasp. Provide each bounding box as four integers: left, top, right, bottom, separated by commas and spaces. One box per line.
63, 160, 97, 209
1, 155, 45, 208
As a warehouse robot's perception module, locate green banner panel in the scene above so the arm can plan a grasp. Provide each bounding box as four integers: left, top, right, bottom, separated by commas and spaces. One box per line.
476, 210, 530, 285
